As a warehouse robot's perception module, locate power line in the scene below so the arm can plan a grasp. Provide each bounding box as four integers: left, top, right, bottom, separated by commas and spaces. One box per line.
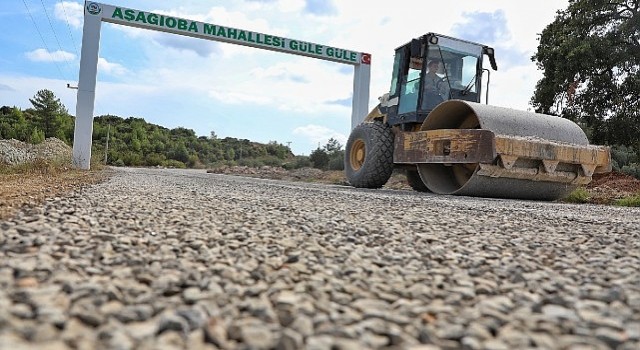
21, 0, 68, 81
24, 1, 109, 118
39, 0, 76, 80
59, 1, 80, 58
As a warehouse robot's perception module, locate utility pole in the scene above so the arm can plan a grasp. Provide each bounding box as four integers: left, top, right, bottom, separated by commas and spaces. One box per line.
104, 123, 110, 165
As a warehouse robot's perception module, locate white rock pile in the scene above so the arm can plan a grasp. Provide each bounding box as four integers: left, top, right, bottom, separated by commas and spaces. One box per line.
0, 138, 72, 165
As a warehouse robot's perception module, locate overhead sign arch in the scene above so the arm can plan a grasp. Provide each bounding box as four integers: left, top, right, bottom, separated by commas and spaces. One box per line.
73, 1, 371, 169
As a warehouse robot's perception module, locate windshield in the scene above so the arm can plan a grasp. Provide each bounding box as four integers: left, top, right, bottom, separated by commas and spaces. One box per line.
427, 36, 482, 94
394, 35, 485, 117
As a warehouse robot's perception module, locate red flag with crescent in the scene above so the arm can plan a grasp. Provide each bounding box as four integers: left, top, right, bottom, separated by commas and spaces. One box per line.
361, 53, 371, 65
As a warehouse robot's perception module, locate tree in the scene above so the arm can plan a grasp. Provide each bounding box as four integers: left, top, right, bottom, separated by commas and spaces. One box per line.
0, 107, 29, 140
266, 141, 290, 159
324, 137, 343, 155
531, 0, 640, 147
29, 128, 45, 144
323, 138, 345, 170
29, 89, 69, 138
309, 147, 329, 169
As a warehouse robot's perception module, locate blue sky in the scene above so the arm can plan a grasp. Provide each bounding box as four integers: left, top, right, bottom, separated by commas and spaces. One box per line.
1, 0, 568, 155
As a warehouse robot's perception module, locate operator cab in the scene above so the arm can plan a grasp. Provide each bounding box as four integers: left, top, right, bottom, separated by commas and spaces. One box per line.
385, 33, 497, 127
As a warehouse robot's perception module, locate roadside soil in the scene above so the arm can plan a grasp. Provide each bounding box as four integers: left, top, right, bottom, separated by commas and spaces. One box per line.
0, 166, 109, 220
586, 171, 640, 203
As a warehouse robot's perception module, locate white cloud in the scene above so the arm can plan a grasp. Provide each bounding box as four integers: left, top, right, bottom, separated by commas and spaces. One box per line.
197, 59, 353, 114
54, 1, 84, 29
98, 57, 128, 75
0, 83, 14, 91
208, 89, 272, 105
25, 48, 76, 62
293, 124, 347, 146
275, 0, 306, 13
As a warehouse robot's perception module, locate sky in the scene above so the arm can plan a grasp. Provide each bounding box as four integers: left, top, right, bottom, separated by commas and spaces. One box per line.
0, 0, 568, 155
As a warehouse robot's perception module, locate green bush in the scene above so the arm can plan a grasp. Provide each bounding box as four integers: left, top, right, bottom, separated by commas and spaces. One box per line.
238, 158, 265, 168
163, 159, 186, 168
29, 128, 45, 144
611, 145, 639, 171
145, 153, 166, 166
310, 148, 329, 169
283, 156, 311, 170
621, 163, 640, 179
113, 159, 125, 167
260, 155, 284, 167
121, 152, 144, 166
327, 155, 344, 171
564, 187, 590, 203
614, 195, 640, 207
187, 154, 204, 168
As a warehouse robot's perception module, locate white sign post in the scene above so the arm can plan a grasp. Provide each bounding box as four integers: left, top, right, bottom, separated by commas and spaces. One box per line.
72, 1, 372, 169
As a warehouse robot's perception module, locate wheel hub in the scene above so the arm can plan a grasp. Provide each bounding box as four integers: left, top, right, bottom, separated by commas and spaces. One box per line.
350, 139, 366, 171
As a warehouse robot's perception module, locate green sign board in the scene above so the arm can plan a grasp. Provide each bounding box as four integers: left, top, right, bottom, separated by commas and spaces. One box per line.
101, 5, 370, 65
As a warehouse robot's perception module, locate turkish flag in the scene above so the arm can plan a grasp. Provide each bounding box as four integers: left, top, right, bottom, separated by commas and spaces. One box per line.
361, 53, 371, 65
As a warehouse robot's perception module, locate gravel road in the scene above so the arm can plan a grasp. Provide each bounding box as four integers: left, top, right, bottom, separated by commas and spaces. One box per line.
1, 167, 639, 350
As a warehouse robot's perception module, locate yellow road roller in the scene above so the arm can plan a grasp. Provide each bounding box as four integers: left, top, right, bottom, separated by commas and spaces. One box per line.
344, 33, 611, 200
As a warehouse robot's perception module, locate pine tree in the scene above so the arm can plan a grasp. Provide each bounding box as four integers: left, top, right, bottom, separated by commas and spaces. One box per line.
28, 89, 68, 138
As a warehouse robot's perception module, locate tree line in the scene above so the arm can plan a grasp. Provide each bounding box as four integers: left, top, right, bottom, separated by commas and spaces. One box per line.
0, 89, 347, 171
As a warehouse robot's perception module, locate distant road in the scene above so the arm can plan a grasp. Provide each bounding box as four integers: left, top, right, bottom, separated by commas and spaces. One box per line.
1, 167, 639, 349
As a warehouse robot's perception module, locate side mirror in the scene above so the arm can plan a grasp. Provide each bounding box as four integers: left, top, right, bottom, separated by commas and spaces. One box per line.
483, 47, 498, 71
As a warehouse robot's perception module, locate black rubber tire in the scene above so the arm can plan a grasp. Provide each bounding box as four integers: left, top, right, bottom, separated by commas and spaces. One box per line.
406, 168, 430, 192
344, 121, 394, 188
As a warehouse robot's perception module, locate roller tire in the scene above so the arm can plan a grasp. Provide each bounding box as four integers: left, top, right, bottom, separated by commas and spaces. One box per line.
406, 169, 430, 192
345, 121, 394, 188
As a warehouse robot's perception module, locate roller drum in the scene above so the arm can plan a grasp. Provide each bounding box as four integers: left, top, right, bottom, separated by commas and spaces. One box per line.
417, 100, 588, 200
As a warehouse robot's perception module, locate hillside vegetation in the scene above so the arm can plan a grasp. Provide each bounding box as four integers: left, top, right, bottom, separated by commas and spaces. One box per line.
1, 89, 303, 169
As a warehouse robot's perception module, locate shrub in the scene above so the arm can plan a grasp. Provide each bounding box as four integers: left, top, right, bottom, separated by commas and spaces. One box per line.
309, 148, 329, 169
121, 152, 144, 166
163, 159, 186, 168
611, 145, 639, 172
145, 153, 166, 166
327, 155, 344, 171
563, 187, 590, 203
621, 163, 640, 180
282, 156, 311, 170
238, 158, 265, 168
187, 154, 204, 168
29, 128, 45, 144
259, 155, 284, 167
614, 195, 640, 207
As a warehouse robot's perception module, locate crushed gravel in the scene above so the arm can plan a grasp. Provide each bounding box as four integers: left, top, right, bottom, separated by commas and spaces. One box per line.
1, 167, 639, 349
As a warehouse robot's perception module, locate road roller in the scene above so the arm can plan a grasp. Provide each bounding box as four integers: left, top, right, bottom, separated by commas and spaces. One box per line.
344, 33, 611, 200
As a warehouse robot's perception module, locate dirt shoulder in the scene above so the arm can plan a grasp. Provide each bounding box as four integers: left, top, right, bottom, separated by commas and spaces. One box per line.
586, 171, 640, 204
0, 165, 110, 220
0, 138, 112, 220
